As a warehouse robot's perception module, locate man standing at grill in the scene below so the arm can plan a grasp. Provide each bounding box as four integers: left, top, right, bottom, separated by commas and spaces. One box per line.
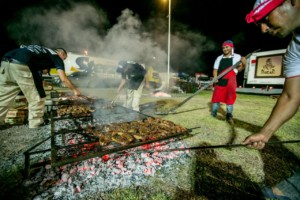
0, 44, 81, 129
211, 40, 246, 121
243, 0, 300, 199
116, 60, 149, 112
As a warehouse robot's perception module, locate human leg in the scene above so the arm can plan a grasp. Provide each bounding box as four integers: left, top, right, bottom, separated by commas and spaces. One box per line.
10, 64, 45, 128
0, 89, 21, 124
226, 104, 233, 120
27, 97, 46, 128
261, 168, 300, 200
275, 168, 300, 199
124, 89, 134, 109
131, 80, 145, 111
211, 102, 220, 117
0, 61, 22, 124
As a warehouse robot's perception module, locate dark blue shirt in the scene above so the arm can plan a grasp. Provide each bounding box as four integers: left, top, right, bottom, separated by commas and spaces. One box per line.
2, 45, 66, 98
3, 45, 65, 72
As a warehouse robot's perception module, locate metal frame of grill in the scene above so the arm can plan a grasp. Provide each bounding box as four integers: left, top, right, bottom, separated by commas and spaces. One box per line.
23, 92, 191, 178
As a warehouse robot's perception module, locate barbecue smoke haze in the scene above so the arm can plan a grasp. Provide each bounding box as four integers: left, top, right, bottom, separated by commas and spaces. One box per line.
6, 1, 215, 76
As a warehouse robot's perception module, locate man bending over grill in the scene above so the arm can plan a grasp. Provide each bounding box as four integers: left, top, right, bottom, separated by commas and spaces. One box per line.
116, 60, 149, 112
243, 0, 300, 199
0, 45, 81, 129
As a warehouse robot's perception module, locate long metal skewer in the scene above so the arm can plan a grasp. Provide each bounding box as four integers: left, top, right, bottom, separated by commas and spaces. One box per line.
117, 139, 300, 154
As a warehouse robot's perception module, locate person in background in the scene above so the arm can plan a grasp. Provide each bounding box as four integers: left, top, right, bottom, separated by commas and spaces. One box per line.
145, 66, 162, 91
243, 0, 300, 199
211, 40, 246, 121
0, 44, 81, 129
116, 60, 149, 112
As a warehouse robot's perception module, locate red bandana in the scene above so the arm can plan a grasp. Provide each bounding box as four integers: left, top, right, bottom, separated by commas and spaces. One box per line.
246, 0, 285, 24
222, 40, 234, 48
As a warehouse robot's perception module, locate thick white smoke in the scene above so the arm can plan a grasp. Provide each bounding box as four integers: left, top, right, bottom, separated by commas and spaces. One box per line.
6, 1, 216, 77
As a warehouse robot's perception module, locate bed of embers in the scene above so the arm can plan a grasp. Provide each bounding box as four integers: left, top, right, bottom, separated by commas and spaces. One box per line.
10, 92, 195, 199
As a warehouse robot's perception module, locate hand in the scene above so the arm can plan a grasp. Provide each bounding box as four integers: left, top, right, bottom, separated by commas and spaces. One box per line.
239, 57, 247, 71
73, 89, 81, 96
241, 57, 246, 65
242, 133, 270, 150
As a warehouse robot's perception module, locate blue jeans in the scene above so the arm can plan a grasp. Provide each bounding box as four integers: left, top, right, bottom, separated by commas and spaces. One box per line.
276, 167, 300, 199
211, 102, 220, 117
262, 167, 300, 200
226, 104, 233, 114
211, 103, 233, 117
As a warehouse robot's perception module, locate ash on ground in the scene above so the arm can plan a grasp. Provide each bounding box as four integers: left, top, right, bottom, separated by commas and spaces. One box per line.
1, 118, 299, 199
0, 123, 194, 200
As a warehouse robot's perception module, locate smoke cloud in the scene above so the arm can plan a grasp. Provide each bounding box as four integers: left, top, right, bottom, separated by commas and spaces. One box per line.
6, 1, 216, 77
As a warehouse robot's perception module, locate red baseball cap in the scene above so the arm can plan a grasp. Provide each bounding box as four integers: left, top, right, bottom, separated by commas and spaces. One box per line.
245, 0, 285, 24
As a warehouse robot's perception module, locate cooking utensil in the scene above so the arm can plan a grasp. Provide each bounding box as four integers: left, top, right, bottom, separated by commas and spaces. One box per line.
156, 49, 260, 115
116, 139, 300, 154
111, 93, 120, 105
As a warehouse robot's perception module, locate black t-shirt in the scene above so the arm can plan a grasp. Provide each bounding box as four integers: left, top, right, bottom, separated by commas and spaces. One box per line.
4, 45, 65, 72
3, 45, 65, 98
117, 61, 146, 90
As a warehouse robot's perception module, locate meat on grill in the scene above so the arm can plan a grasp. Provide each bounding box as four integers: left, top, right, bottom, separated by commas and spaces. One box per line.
85, 117, 188, 146
56, 105, 94, 117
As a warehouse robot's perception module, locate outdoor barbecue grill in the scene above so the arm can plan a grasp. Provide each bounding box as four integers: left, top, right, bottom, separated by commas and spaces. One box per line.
24, 92, 191, 177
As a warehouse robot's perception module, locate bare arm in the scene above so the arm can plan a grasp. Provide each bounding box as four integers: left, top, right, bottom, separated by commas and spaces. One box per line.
237, 57, 246, 72
57, 69, 81, 96
213, 69, 218, 78
242, 76, 300, 149
117, 79, 126, 93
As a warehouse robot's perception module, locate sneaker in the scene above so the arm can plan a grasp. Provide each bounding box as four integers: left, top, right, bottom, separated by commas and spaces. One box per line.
211, 112, 217, 118
226, 113, 233, 121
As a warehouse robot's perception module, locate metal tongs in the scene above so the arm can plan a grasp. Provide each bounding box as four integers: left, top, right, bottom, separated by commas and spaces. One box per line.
110, 93, 120, 106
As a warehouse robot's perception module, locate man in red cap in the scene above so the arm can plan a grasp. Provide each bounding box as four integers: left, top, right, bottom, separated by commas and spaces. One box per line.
211, 40, 246, 121
243, 0, 300, 154
243, 0, 300, 199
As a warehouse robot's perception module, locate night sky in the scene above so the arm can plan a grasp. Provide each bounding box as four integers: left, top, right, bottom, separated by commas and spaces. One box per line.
0, 0, 291, 77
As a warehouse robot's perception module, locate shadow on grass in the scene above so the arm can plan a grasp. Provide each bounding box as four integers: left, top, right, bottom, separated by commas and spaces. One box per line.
191, 139, 300, 199
195, 102, 300, 198
193, 146, 265, 199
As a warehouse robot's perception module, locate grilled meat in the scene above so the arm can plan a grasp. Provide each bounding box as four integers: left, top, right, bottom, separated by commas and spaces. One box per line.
83, 117, 188, 146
